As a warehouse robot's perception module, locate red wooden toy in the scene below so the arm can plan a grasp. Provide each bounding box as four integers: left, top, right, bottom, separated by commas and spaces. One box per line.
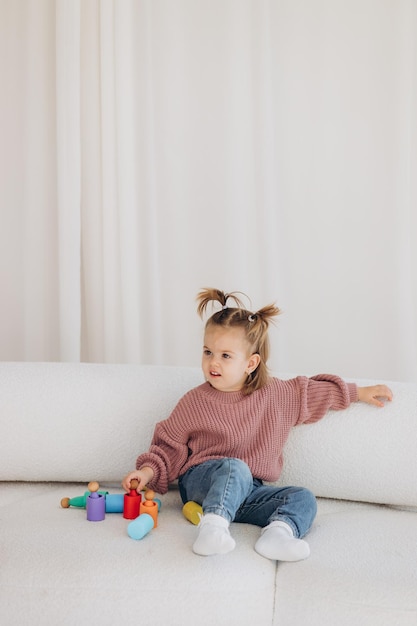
123, 478, 142, 519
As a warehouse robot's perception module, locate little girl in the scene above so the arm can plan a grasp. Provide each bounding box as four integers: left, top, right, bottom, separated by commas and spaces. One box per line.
122, 288, 393, 560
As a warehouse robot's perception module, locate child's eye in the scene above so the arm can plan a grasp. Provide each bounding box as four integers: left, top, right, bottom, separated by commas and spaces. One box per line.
203, 349, 212, 356
222, 353, 231, 359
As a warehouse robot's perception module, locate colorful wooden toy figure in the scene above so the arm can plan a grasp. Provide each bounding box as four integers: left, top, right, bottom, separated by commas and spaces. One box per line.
86, 481, 106, 522
60, 488, 108, 509
127, 513, 154, 540
60, 488, 124, 513
140, 489, 158, 527
123, 478, 142, 519
182, 501, 203, 525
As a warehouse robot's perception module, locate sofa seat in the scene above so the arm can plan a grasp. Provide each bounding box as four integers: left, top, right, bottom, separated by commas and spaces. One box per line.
1, 482, 416, 626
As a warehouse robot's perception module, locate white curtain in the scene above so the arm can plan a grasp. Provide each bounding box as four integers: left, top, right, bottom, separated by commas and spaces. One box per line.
1, 0, 416, 382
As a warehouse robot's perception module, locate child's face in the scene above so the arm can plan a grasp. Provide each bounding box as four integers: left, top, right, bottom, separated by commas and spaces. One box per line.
202, 325, 260, 393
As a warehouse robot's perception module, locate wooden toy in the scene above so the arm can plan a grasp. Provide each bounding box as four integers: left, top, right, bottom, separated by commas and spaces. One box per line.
86, 481, 106, 521
139, 489, 158, 527
60, 487, 124, 513
127, 513, 154, 540
182, 501, 203, 525
60, 488, 108, 509
123, 478, 142, 519
104, 493, 124, 513
60, 480, 162, 540
60, 480, 161, 535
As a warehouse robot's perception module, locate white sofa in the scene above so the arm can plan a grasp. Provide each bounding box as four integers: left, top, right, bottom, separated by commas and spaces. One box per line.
1, 362, 416, 626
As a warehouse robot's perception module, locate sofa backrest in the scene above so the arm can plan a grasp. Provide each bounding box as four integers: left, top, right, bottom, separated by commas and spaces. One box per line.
1, 362, 416, 507
1, 363, 203, 483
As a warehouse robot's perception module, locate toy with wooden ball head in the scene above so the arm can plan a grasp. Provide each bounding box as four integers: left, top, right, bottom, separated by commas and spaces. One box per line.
86, 481, 106, 521
60, 486, 124, 513
123, 478, 142, 519
59, 479, 162, 538
61, 488, 108, 510
140, 489, 158, 527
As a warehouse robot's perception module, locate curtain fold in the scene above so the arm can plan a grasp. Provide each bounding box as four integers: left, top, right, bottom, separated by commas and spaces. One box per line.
56, 0, 81, 361
1, 0, 416, 381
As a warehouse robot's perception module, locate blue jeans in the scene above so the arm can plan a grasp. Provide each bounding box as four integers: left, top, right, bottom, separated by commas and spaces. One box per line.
178, 458, 317, 538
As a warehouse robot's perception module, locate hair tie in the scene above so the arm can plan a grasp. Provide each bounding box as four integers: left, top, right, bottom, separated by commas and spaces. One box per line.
248, 314, 256, 322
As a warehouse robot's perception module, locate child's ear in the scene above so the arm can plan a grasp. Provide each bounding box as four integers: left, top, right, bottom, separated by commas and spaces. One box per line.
247, 353, 261, 374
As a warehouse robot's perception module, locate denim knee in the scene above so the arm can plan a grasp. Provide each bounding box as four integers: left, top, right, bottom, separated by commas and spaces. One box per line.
221, 458, 253, 484
204, 458, 254, 520
179, 457, 254, 517
269, 486, 317, 538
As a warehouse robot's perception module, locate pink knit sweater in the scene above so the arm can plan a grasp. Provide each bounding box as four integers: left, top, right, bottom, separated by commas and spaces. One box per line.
136, 374, 358, 494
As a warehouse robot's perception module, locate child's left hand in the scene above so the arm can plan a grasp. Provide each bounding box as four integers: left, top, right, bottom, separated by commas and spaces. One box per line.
357, 384, 393, 407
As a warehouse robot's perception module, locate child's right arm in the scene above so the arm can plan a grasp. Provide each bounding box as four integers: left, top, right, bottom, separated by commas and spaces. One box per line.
123, 390, 195, 494
122, 466, 154, 492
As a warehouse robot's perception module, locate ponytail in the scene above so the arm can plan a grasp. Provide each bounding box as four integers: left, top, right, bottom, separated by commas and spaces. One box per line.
196, 288, 281, 394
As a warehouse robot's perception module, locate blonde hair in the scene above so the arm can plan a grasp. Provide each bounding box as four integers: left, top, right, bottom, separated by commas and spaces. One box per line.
196, 288, 281, 395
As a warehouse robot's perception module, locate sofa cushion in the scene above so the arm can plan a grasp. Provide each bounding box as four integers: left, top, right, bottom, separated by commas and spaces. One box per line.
275, 378, 417, 506
0, 482, 277, 626
0, 362, 203, 483
272, 499, 417, 625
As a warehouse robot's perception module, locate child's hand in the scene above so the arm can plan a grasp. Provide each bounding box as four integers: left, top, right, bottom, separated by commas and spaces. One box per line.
357, 384, 393, 407
122, 467, 154, 492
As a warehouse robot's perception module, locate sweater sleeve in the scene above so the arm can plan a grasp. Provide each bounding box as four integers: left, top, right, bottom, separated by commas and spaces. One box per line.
295, 374, 358, 425
135, 400, 191, 494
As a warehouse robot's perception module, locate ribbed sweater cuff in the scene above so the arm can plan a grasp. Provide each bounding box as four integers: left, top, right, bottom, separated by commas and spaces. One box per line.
348, 382, 359, 403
